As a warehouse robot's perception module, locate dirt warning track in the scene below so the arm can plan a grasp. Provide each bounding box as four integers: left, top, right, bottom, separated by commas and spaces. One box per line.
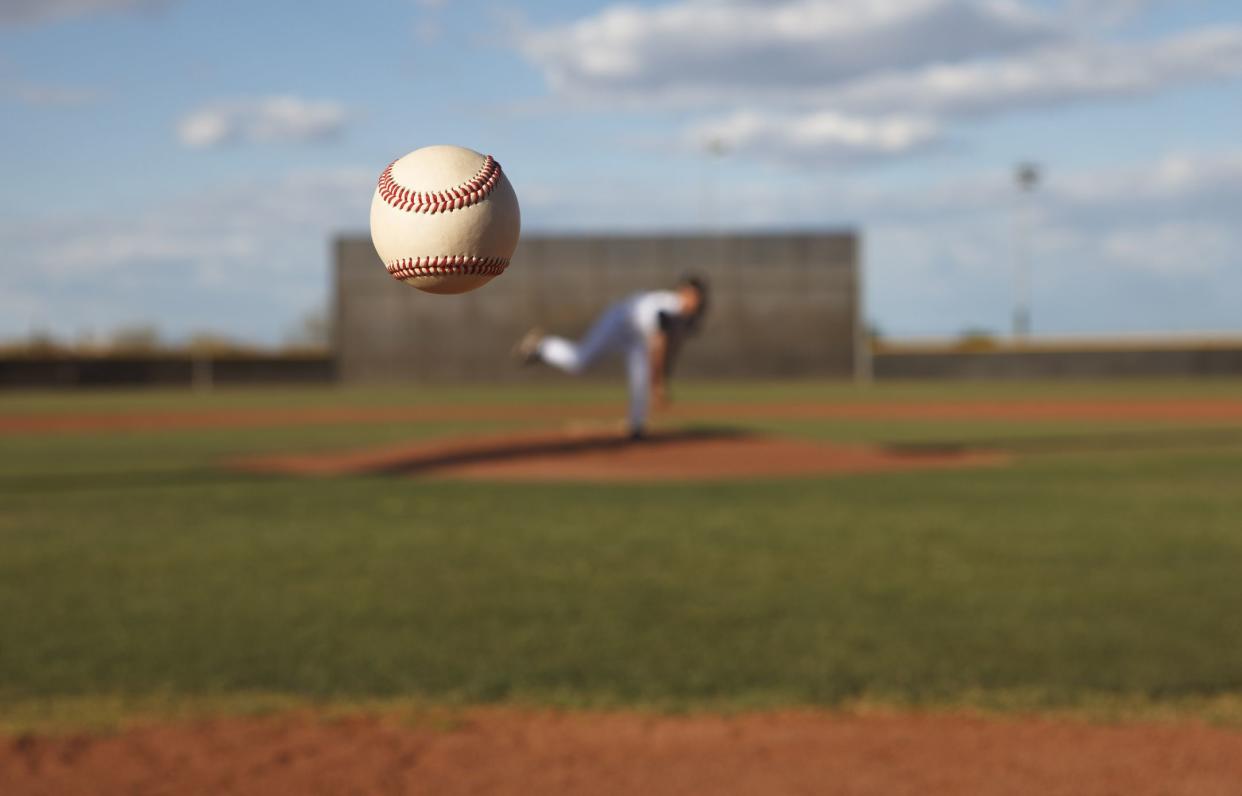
5, 708, 1242, 796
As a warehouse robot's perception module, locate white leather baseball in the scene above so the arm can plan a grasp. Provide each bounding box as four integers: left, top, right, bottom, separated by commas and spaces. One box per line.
370, 145, 521, 295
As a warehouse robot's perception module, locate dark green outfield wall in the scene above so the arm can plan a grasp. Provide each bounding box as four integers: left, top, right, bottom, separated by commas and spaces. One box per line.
874, 346, 1242, 380
0, 356, 334, 389
335, 232, 864, 383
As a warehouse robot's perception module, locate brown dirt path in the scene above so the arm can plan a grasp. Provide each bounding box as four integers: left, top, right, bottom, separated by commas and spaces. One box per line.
5, 398, 1242, 435
4, 708, 1241, 795
234, 428, 1004, 482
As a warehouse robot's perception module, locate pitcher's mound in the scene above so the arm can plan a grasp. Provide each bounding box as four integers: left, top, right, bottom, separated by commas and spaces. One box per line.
235, 428, 1004, 483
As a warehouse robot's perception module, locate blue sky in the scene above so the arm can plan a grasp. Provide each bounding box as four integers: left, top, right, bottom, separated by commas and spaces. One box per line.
2, 0, 1240, 344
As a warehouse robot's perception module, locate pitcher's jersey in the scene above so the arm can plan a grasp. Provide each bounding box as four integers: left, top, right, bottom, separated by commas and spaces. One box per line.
625, 290, 682, 338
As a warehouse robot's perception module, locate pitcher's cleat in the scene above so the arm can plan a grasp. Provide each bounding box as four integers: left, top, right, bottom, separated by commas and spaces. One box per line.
513, 328, 544, 365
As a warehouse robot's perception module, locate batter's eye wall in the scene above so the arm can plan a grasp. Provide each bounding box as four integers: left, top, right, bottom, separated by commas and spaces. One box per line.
334, 232, 862, 382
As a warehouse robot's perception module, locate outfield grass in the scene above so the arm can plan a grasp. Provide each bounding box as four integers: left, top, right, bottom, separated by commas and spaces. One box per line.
5, 376, 1242, 414
3, 380, 1242, 727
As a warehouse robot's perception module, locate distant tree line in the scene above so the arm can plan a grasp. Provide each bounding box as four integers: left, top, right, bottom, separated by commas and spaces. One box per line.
0, 309, 333, 357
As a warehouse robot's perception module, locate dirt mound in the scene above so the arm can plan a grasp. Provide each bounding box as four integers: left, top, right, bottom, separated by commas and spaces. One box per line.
235, 428, 1004, 482
5, 708, 1242, 795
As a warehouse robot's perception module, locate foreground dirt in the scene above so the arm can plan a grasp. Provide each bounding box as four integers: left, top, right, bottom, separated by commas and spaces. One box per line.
235, 428, 1004, 482
6, 397, 1242, 435
4, 708, 1242, 795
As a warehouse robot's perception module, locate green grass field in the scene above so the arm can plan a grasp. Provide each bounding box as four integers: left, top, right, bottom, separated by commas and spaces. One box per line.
3, 380, 1242, 730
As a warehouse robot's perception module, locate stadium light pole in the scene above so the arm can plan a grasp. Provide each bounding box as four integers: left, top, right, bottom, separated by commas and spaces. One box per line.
702, 137, 731, 317
1013, 162, 1041, 341
702, 136, 730, 234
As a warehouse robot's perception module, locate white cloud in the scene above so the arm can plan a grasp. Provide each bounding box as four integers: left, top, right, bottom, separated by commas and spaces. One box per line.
520, 0, 1242, 115
1055, 152, 1242, 210
1, 168, 373, 342
1099, 221, 1234, 276
687, 110, 941, 162
520, 149, 1242, 234
0, 58, 101, 106
826, 25, 1242, 117
521, 0, 1059, 105
517, 2, 1242, 165
6, 148, 1241, 344
0, 0, 167, 27
3, 82, 101, 107
32, 168, 372, 278
676, 23, 1242, 162
1064, 0, 1166, 29
177, 96, 349, 149
516, 147, 1242, 334
866, 152, 1242, 332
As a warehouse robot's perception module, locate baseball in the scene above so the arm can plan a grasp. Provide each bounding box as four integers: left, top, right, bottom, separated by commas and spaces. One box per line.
370, 145, 521, 295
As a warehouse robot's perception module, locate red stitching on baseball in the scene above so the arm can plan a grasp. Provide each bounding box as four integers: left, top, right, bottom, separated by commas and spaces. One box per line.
377, 155, 503, 214
385, 255, 510, 281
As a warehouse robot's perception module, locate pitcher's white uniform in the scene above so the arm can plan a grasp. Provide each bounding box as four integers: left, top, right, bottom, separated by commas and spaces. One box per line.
537, 290, 682, 432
